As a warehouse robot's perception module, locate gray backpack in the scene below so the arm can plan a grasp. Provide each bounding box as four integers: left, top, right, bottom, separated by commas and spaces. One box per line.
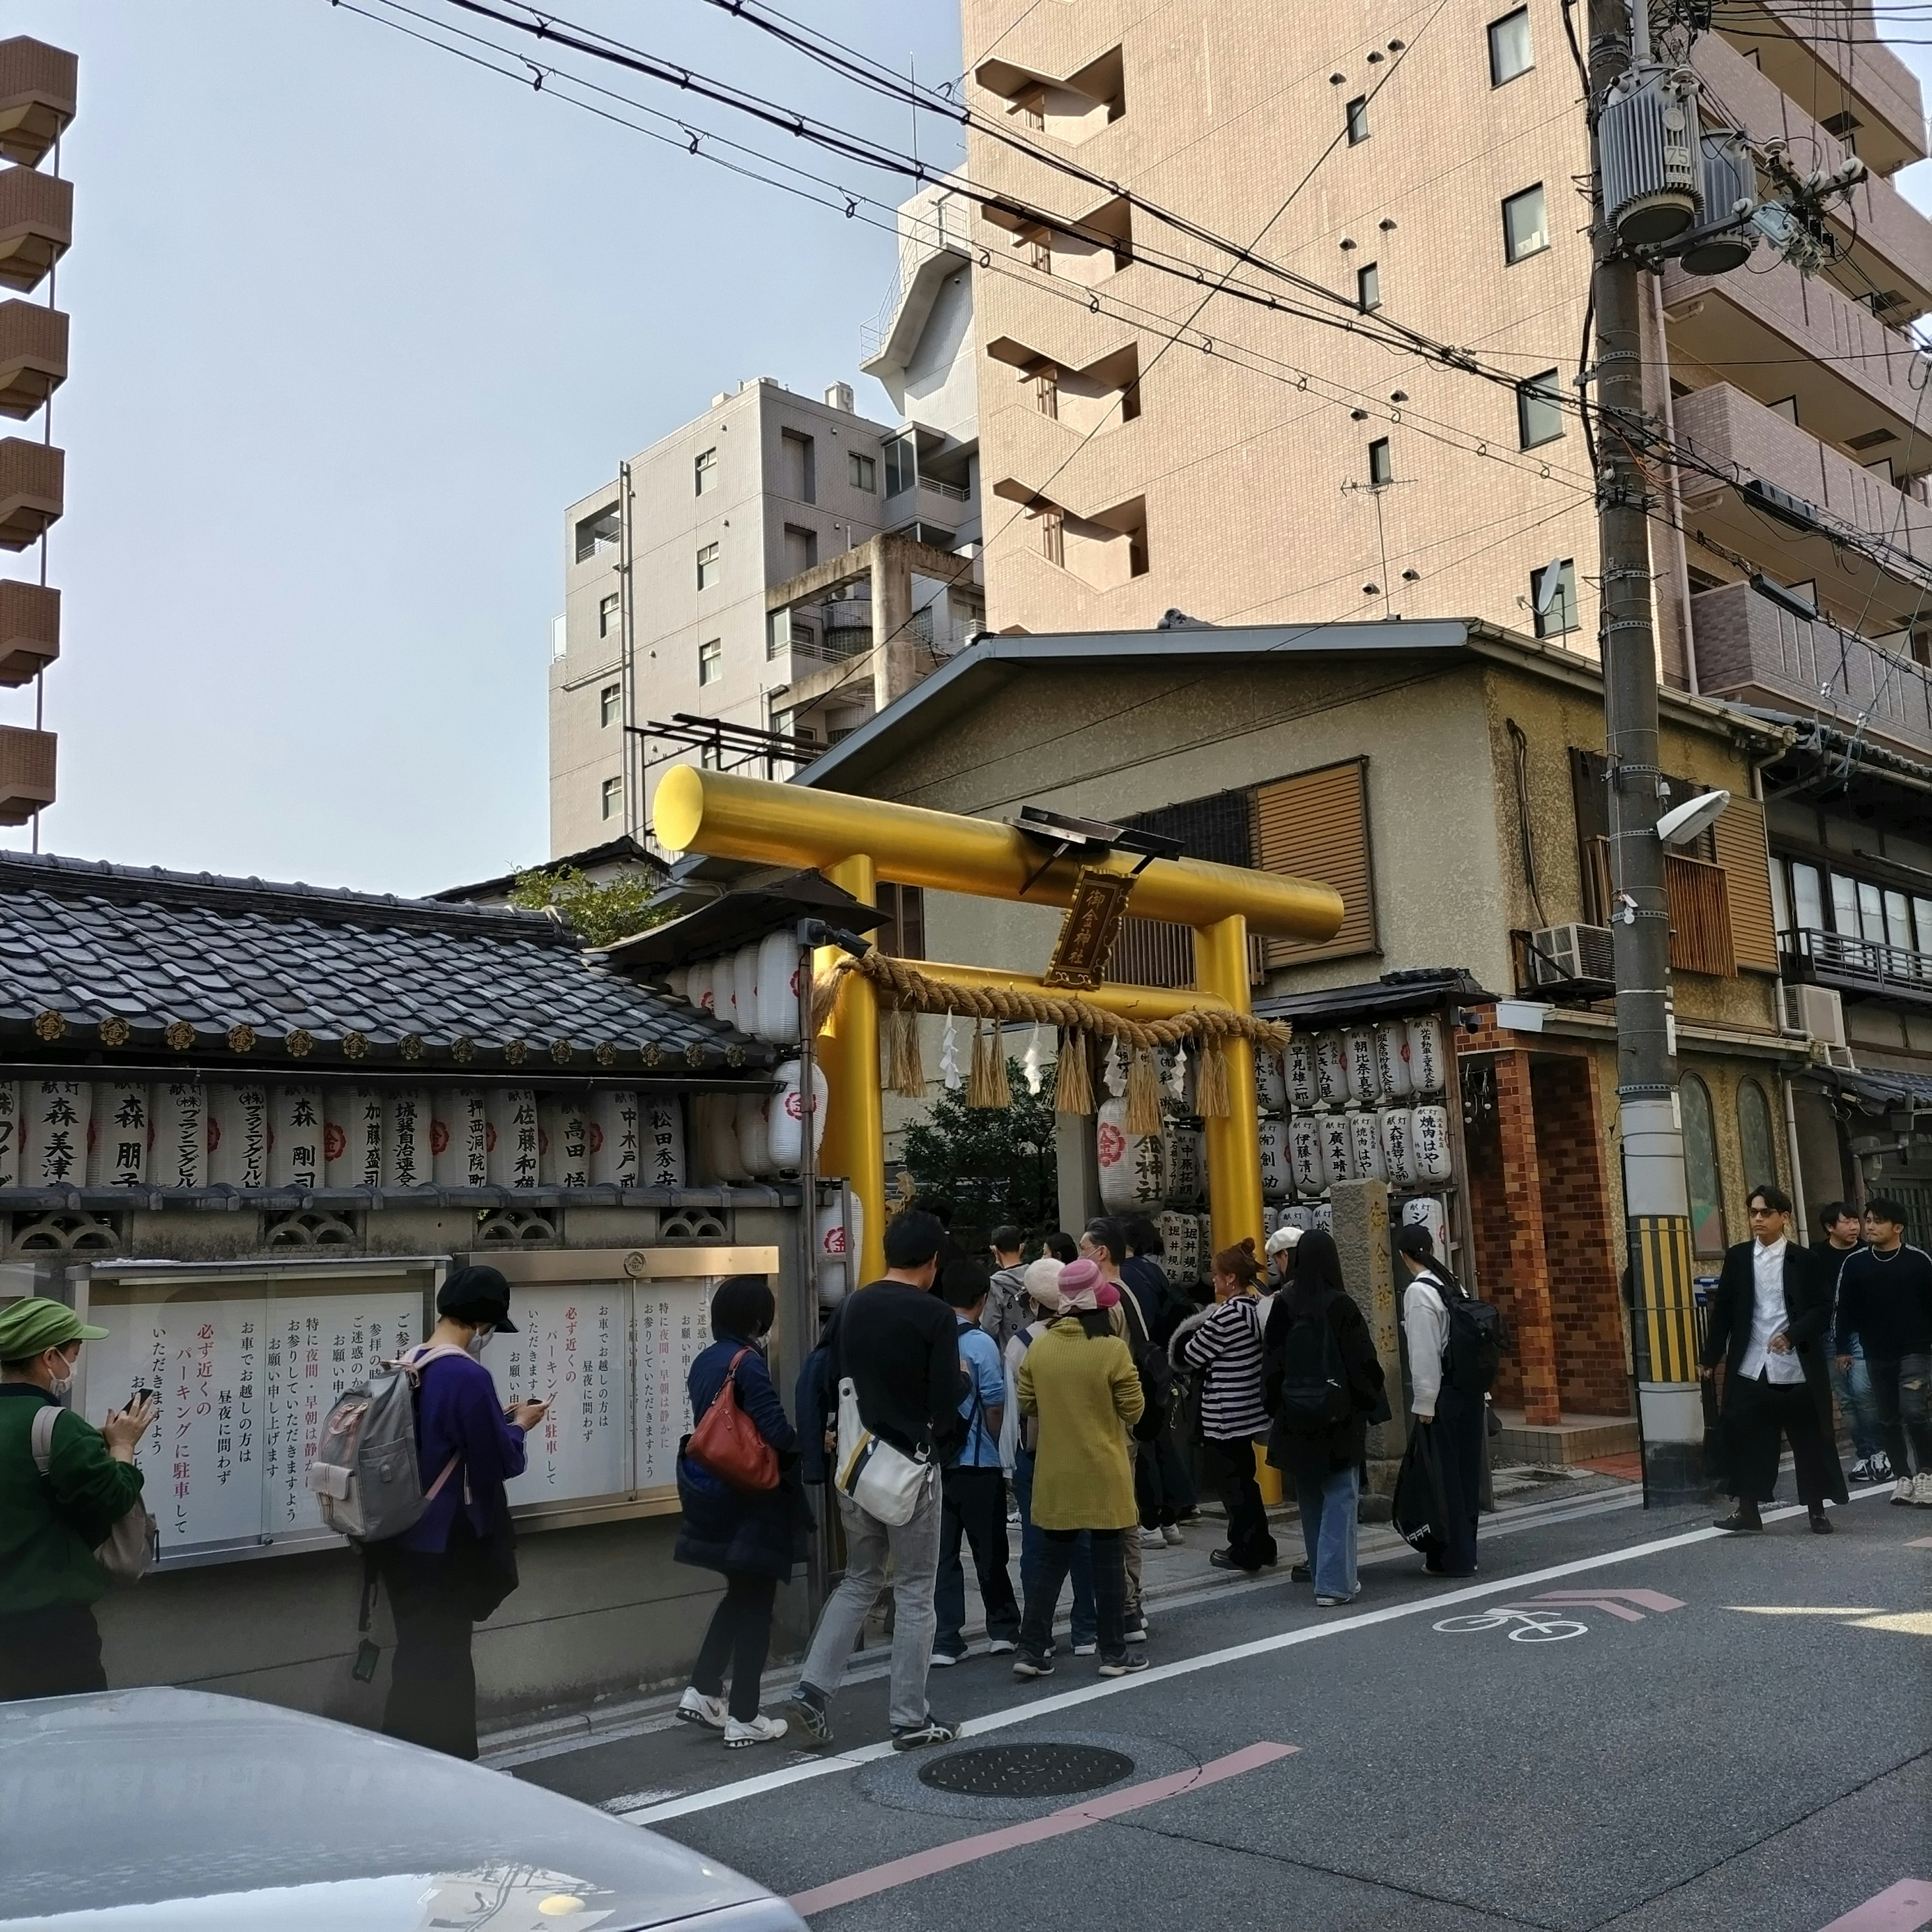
30, 1405, 158, 1584
305, 1343, 465, 1544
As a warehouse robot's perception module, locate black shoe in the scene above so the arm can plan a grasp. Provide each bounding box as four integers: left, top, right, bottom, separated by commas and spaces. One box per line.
892, 1714, 958, 1752
1809, 1506, 1834, 1534
786, 1688, 833, 1747
1289, 1560, 1312, 1582
1011, 1652, 1054, 1679
1714, 1507, 1763, 1534
1209, 1548, 1247, 1572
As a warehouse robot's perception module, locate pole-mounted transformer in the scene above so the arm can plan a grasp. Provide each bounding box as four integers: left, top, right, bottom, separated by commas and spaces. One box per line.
1600, 65, 1702, 245
1678, 130, 1758, 275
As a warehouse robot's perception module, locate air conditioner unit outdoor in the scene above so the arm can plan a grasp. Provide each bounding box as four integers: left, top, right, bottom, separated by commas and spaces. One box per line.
1526, 922, 1615, 988
1779, 981, 1856, 1069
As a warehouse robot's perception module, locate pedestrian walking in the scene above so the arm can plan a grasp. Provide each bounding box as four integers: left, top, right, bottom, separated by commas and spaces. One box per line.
1173, 1239, 1278, 1575
1702, 1183, 1847, 1534
1396, 1223, 1483, 1576
1011, 1258, 1147, 1680
378, 1265, 547, 1759
1081, 1217, 1162, 1638
1263, 1229, 1385, 1606
932, 1261, 1022, 1665
981, 1227, 1032, 1352
1813, 1201, 1885, 1483
788, 1210, 966, 1752
1834, 1195, 1932, 1508
1005, 1258, 1100, 1657
0, 1297, 156, 1701
1121, 1217, 1198, 1546
674, 1275, 812, 1748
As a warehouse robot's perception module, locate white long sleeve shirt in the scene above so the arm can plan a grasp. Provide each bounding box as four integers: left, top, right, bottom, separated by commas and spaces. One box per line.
1740, 1236, 1805, 1385
1403, 1271, 1449, 1419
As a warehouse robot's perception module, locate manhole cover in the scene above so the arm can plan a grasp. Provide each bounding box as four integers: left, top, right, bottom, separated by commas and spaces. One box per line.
917, 1743, 1134, 1798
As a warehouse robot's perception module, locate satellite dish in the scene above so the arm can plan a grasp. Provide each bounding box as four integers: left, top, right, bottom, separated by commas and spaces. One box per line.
1657, 789, 1731, 847
1533, 558, 1567, 614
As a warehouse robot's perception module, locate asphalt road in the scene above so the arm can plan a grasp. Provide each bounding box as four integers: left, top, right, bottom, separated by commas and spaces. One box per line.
514, 1486, 1932, 1931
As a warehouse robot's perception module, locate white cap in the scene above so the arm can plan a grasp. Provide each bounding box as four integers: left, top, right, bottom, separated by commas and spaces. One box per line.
1264, 1224, 1303, 1258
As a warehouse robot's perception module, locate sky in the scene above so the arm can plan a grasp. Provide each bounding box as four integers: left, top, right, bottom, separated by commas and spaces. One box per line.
7, 3, 1932, 897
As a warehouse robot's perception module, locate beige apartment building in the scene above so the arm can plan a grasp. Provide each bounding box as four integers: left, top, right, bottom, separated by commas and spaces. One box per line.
958, 0, 1932, 716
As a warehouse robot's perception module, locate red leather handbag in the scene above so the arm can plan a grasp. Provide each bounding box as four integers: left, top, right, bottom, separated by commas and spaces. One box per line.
686, 1349, 779, 1492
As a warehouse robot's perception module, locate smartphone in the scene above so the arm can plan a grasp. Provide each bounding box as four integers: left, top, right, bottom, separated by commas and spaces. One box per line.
134, 1386, 155, 1405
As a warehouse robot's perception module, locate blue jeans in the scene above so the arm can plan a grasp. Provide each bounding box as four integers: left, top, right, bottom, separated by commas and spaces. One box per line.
1829, 1337, 1881, 1461
1295, 1462, 1360, 1601
1011, 1445, 1095, 1647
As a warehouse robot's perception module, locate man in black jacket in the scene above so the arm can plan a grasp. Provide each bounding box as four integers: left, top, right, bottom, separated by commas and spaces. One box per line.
1835, 1195, 1932, 1508
1701, 1182, 1847, 1534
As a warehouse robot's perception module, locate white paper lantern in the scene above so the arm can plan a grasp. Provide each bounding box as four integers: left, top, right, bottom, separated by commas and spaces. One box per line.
735, 1091, 774, 1176
1314, 1031, 1348, 1107
1317, 1110, 1353, 1189
0, 1081, 18, 1188
151, 1084, 205, 1190
88, 1083, 149, 1188
731, 941, 761, 1037
1162, 1121, 1204, 1203
756, 930, 800, 1043
1344, 1028, 1381, 1107
639, 1095, 686, 1189
269, 1084, 324, 1191
1286, 1036, 1318, 1110
1096, 1096, 1164, 1211
432, 1088, 491, 1189
1407, 1015, 1447, 1095
816, 1191, 865, 1306
1347, 1109, 1387, 1182
1379, 1107, 1416, 1186
1411, 1102, 1454, 1181
1311, 1200, 1334, 1235
1402, 1194, 1449, 1254
686, 958, 714, 1017
1287, 1112, 1325, 1195
590, 1089, 641, 1186
693, 1093, 751, 1183
386, 1089, 434, 1189
768, 1060, 829, 1170
1259, 1117, 1292, 1202
24, 1079, 90, 1188
665, 966, 689, 1001
486, 1088, 539, 1189
1374, 1021, 1413, 1100
1253, 1046, 1287, 1116
1282, 1203, 1314, 1234
208, 1084, 269, 1189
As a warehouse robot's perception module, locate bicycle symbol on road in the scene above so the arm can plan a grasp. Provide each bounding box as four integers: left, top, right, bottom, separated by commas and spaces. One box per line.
1433, 1589, 1684, 1642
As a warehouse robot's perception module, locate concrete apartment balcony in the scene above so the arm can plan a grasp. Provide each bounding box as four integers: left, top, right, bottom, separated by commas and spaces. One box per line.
0, 298, 63, 417
0, 578, 56, 685
0, 435, 59, 548
1714, 4, 1925, 178
1691, 578, 1932, 761
0, 721, 53, 824
1673, 381, 1932, 628
0, 164, 67, 295
0, 38, 76, 169
859, 185, 970, 376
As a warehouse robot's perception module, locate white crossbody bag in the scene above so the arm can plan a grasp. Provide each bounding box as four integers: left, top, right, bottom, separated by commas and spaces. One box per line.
833, 1376, 935, 1526
31, 1405, 158, 1584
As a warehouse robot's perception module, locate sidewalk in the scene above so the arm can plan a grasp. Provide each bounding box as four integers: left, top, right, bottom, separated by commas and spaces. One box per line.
479, 1461, 1633, 1768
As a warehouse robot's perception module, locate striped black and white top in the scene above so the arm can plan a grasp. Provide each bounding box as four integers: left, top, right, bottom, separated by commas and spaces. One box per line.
1179, 1293, 1269, 1440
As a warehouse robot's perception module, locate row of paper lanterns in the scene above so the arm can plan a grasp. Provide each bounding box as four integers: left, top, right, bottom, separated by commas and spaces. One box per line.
668, 933, 804, 1043
688, 1061, 827, 1182
1255, 1015, 1449, 1115
1146, 1196, 1448, 1286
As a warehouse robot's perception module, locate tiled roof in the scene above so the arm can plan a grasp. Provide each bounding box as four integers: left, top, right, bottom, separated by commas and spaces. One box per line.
0, 851, 759, 1072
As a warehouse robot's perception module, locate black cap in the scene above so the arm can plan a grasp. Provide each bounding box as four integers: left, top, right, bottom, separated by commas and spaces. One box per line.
437, 1263, 518, 1333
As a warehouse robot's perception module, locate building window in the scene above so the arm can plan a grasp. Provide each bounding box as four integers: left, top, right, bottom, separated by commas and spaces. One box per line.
600, 776, 622, 822
884, 433, 917, 497
1516, 368, 1565, 449
1356, 262, 1381, 312
1680, 1073, 1727, 1256
698, 636, 722, 686
1034, 367, 1060, 417
1502, 184, 1549, 263
599, 681, 621, 727
849, 450, 876, 492
1037, 505, 1065, 566
574, 505, 619, 564
782, 523, 818, 576
1345, 95, 1370, 144
598, 591, 620, 637
694, 447, 717, 495
780, 428, 816, 505
1532, 558, 1578, 636
1488, 8, 1533, 85
1737, 1078, 1777, 1193
696, 541, 719, 591
1787, 859, 1823, 935
1367, 438, 1392, 488
874, 881, 927, 959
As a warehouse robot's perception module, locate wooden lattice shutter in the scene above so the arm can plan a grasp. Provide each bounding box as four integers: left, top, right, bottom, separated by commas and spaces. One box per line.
1254, 758, 1377, 968
1711, 796, 1780, 974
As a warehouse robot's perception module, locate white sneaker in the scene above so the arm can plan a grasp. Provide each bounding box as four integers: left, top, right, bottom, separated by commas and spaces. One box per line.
723, 1713, 787, 1749
676, 1687, 726, 1730
1914, 1472, 1932, 1507
1072, 1641, 1096, 1656
1872, 1453, 1894, 1481
1891, 1477, 1916, 1505
988, 1638, 1017, 1654
1162, 1524, 1186, 1546
1849, 1458, 1873, 1484
1138, 1526, 1166, 1548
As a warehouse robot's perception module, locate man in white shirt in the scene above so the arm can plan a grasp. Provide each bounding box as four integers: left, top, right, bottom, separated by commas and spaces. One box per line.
1700, 1183, 1846, 1534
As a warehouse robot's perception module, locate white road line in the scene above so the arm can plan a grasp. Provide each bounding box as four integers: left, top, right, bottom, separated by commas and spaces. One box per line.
621, 1488, 1892, 1827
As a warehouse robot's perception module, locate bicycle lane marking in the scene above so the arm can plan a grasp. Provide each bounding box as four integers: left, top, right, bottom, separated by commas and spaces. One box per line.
621, 1490, 1891, 1828
1818, 1879, 1932, 1930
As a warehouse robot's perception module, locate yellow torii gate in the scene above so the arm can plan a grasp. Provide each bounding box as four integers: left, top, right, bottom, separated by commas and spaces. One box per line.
655, 766, 1344, 1282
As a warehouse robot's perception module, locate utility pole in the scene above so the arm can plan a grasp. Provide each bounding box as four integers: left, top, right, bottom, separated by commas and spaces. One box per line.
1587, 0, 1705, 1503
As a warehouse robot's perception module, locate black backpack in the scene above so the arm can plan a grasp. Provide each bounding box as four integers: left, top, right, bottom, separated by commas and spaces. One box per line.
1118, 1291, 1173, 1443
1440, 1281, 1506, 1396
1273, 1294, 1353, 1435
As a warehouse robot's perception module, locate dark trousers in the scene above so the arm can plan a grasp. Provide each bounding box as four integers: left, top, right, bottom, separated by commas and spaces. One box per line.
1428, 1388, 1484, 1577
1012, 1446, 1095, 1647
934, 1464, 1020, 1654
0, 1601, 106, 1701
1867, 1353, 1932, 1480
1205, 1435, 1277, 1570
1724, 1370, 1849, 1506
1135, 1426, 1198, 1527
1021, 1526, 1126, 1664
380, 1537, 486, 1761
692, 1571, 778, 1721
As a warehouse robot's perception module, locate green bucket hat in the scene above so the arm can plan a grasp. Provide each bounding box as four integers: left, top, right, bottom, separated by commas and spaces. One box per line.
0, 1297, 109, 1360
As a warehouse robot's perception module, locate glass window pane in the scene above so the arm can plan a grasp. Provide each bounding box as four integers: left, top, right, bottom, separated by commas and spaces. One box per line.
1368, 438, 1392, 487
1915, 896, 1932, 950
1357, 262, 1381, 312
1346, 96, 1369, 143
1790, 861, 1823, 933
1768, 857, 1791, 936
1884, 888, 1912, 949
1503, 185, 1548, 263
1532, 558, 1577, 637
1858, 879, 1885, 942
1516, 369, 1564, 448
1736, 1079, 1777, 1197
1830, 872, 1860, 934
1681, 1074, 1727, 1256
1489, 9, 1533, 85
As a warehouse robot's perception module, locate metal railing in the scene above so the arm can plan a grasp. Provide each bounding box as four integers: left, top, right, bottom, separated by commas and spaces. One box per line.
1784, 924, 1932, 990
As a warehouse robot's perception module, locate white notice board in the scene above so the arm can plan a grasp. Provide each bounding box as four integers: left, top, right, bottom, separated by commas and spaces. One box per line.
632, 1280, 713, 1492
488, 1284, 631, 1506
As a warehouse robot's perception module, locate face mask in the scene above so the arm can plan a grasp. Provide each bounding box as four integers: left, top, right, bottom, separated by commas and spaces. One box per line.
47, 1350, 75, 1399
465, 1325, 495, 1359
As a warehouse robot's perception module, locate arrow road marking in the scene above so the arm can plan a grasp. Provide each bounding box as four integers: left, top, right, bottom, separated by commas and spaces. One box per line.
1530, 1588, 1685, 1613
